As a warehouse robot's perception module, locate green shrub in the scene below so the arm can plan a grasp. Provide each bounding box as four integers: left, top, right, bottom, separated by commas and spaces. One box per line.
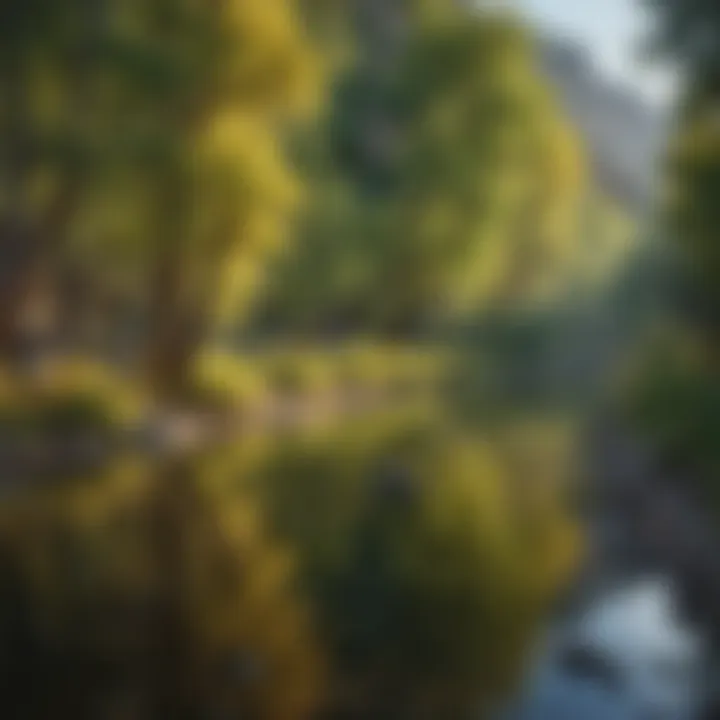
193, 353, 268, 411
262, 352, 336, 397
0, 360, 143, 438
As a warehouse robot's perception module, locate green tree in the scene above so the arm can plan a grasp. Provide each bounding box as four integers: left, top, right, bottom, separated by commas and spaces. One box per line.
643, 0, 720, 87
111, 0, 321, 398
625, 0, 720, 524
645, 0, 720, 350
0, 1, 322, 395
0, 0, 118, 359
0, 459, 325, 719
226, 418, 581, 719
255, 7, 586, 337
385, 17, 585, 325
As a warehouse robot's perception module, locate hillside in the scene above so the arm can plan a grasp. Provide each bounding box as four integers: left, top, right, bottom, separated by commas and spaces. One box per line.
540, 36, 667, 212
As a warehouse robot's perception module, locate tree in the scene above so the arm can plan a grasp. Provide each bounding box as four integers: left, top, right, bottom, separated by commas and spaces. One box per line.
387, 18, 585, 324
0, 1, 322, 395
643, 0, 720, 90
0, 458, 325, 719
253, 7, 586, 337
234, 418, 581, 719
0, 0, 119, 360
626, 0, 720, 526
319, 431, 579, 718
645, 0, 720, 350
107, 0, 321, 398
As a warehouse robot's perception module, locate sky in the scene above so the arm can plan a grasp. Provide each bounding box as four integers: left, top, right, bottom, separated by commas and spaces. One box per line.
511, 0, 676, 106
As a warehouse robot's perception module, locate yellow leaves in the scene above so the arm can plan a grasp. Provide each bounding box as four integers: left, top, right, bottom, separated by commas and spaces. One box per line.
37, 356, 145, 418
198, 113, 299, 207
672, 107, 720, 160
537, 115, 585, 203
193, 351, 270, 411
0, 458, 326, 720
0, 397, 582, 720
225, 0, 322, 116
193, 112, 298, 261
392, 430, 570, 590
188, 112, 303, 322
447, 222, 510, 312
521, 107, 585, 239
388, 9, 592, 317
487, 99, 588, 306
522, 512, 584, 603
99, 0, 326, 343
174, 483, 325, 720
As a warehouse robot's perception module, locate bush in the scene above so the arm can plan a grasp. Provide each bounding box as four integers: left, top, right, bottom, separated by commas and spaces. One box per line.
0, 360, 143, 438
193, 353, 268, 411
620, 331, 720, 509
263, 352, 336, 398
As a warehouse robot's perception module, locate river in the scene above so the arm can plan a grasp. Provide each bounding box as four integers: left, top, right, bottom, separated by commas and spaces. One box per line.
499, 421, 719, 720
500, 576, 710, 720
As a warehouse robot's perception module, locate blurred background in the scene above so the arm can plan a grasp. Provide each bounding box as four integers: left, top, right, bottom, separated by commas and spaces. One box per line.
0, 0, 718, 718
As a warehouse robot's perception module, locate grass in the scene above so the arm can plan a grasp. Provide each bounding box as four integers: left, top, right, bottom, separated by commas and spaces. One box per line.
193, 343, 452, 411
0, 344, 452, 442
0, 358, 144, 439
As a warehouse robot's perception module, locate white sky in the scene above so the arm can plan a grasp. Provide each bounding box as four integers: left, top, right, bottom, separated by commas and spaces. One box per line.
510, 0, 677, 106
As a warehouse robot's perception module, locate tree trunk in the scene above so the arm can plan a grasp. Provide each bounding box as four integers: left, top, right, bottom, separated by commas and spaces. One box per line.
148, 247, 190, 402
146, 173, 231, 405
0, 216, 38, 363
146, 234, 210, 404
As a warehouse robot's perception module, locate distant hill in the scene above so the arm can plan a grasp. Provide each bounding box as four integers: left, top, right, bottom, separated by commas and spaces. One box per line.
539, 37, 668, 212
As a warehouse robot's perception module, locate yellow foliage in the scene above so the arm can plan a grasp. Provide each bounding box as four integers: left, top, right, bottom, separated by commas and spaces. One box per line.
0, 461, 326, 720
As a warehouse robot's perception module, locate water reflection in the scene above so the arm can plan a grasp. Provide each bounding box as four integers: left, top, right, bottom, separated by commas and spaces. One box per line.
503, 578, 708, 720
0, 411, 580, 719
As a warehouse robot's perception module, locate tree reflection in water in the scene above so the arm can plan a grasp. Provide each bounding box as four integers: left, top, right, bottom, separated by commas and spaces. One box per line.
0, 412, 580, 719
